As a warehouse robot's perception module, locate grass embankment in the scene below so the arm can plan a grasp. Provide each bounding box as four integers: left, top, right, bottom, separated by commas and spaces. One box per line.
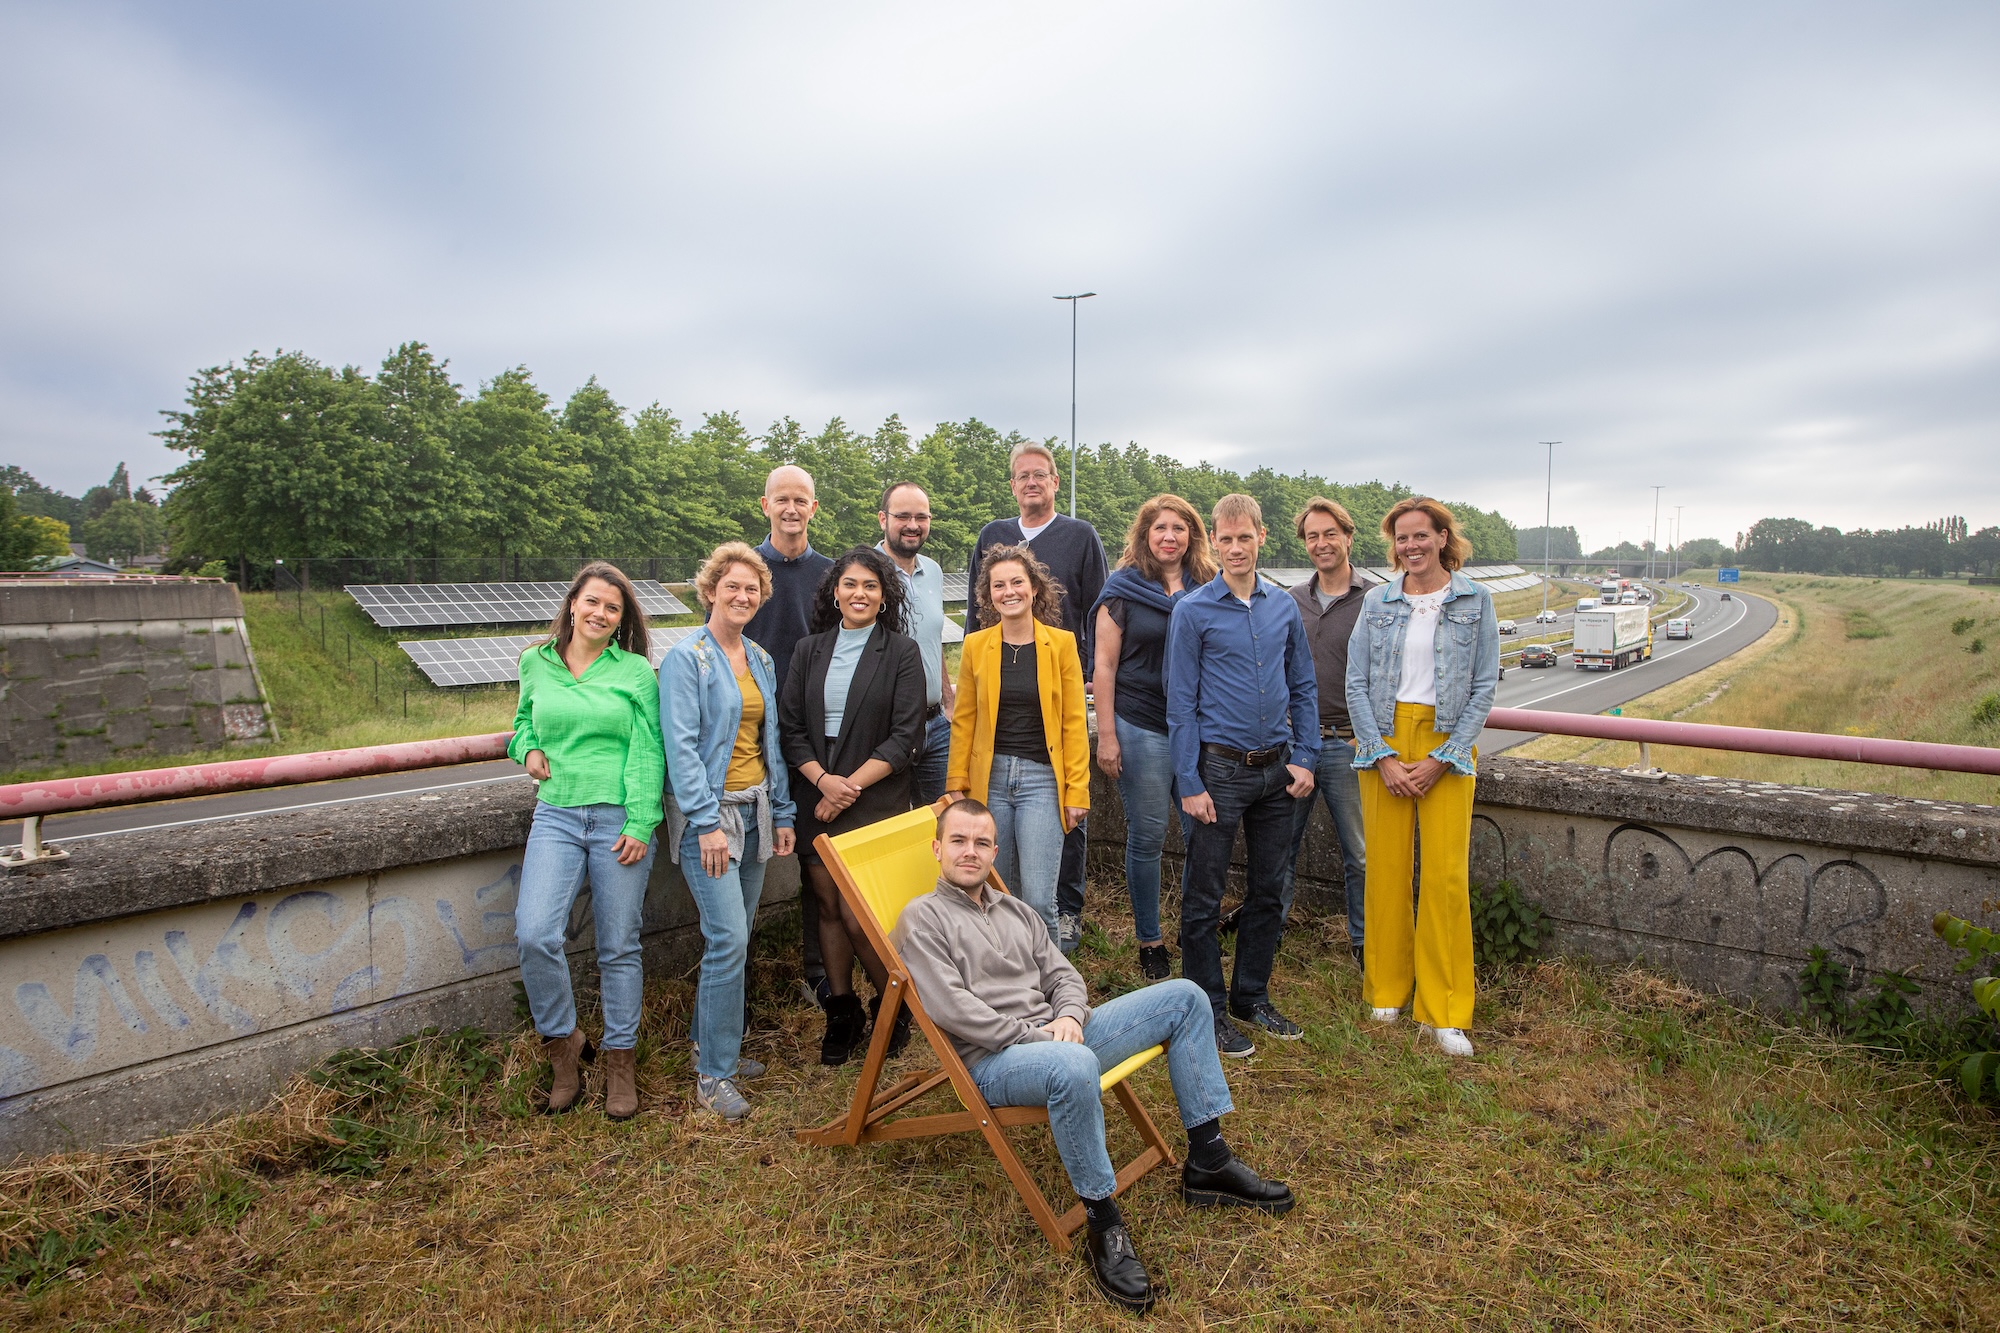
1514, 573, 2000, 805
4, 902, 1994, 1330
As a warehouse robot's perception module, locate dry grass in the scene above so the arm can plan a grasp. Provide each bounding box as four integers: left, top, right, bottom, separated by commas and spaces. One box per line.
1513, 573, 2000, 805
5, 894, 1996, 1331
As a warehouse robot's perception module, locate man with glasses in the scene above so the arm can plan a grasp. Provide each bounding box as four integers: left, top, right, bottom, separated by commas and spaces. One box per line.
966, 441, 1109, 954
877, 481, 953, 804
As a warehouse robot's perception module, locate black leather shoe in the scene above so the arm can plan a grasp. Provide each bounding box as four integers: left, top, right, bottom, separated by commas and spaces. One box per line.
1085, 1224, 1159, 1313
1350, 943, 1365, 970
1138, 944, 1171, 981
1182, 1155, 1295, 1214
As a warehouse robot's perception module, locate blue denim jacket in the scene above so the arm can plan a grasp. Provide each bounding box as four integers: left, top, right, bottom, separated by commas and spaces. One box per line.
1343, 571, 1499, 776
659, 627, 796, 836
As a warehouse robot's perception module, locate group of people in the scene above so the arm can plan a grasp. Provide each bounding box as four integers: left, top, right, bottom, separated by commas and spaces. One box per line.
502, 444, 1499, 1310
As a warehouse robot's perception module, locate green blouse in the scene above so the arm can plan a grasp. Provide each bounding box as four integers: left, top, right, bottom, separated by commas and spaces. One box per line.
508, 640, 665, 843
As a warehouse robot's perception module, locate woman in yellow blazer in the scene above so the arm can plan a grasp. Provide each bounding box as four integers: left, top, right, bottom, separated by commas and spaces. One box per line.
945, 544, 1090, 941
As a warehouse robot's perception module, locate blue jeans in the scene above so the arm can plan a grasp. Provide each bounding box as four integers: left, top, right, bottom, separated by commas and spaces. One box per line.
516, 802, 657, 1050
1181, 753, 1298, 1019
986, 754, 1064, 941
679, 822, 768, 1082
1287, 734, 1367, 949
913, 710, 952, 807
1112, 716, 1190, 945
970, 978, 1234, 1199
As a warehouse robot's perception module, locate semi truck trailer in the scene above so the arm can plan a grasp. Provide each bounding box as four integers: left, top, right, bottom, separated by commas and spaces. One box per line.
1572, 604, 1652, 670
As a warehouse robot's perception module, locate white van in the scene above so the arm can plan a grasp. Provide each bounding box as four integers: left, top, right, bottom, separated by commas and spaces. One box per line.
1577, 597, 1599, 611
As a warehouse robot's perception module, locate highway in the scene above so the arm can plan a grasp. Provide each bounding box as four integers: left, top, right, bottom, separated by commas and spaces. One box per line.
3, 582, 1775, 852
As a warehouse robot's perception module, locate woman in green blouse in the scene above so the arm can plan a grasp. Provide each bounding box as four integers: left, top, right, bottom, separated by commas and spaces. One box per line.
508, 562, 664, 1120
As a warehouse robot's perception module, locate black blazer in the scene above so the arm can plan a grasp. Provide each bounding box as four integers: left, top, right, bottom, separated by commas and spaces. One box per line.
779, 621, 926, 831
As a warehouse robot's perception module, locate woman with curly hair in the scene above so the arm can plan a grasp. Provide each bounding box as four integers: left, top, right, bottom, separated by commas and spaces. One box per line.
946, 544, 1089, 942
1089, 494, 1216, 977
779, 546, 926, 1063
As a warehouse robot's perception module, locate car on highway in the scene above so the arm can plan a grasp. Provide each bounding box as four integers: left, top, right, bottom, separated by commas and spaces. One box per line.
1520, 643, 1559, 667
1720, 592, 1732, 601
1619, 591, 1640, 604
1577, 597, 1599, 610
1498, 618, 1517, 635
1534, 609, 1559, 624
1665, 618, 1693, 639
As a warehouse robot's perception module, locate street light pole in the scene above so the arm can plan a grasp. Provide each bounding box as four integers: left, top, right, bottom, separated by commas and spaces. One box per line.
1649, 485, 1664, 582
1539, 442, 1559, 619
1053, 292, 1096, 518
1672, 505, 1683, 577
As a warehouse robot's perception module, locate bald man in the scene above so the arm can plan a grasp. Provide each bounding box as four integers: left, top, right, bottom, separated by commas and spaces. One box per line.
743, 465, 837, 1004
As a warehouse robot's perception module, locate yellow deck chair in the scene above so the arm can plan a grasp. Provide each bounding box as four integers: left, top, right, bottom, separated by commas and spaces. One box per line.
795, 801, 1176, 1250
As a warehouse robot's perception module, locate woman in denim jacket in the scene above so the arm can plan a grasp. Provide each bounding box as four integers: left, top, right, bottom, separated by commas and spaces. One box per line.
661, 542, 797, 1122
1343, 498, 1499, 1057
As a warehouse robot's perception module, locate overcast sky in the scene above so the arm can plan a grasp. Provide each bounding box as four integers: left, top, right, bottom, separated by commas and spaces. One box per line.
3, 2, 1995, 552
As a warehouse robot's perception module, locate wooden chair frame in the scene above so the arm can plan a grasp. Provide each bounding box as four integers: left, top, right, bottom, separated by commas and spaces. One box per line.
795, 807, 1176, 1251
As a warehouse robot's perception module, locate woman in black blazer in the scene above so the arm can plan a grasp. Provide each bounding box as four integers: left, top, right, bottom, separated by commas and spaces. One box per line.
779, 546, 925, 1064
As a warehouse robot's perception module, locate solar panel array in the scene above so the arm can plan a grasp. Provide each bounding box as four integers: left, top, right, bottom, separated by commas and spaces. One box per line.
941, 572, 969, 604
400, 625, 702, 687
352, 580, 689, 628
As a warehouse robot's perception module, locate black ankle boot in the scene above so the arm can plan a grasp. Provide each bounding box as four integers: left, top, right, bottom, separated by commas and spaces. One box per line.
820, 994, 867, 1066
869, 993, 913, 1057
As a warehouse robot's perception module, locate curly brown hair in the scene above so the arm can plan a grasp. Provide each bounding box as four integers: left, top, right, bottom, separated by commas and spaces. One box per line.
975, 544, 1066, 628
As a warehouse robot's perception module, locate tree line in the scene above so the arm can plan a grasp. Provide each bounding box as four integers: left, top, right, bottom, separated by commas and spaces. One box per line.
119, 342, 1519, 581
1736, 516, 2000, 578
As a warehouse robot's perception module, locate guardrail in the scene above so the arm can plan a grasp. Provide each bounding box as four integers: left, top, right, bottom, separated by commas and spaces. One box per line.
0, 733, 515, 866
1486, 707, 2000, 778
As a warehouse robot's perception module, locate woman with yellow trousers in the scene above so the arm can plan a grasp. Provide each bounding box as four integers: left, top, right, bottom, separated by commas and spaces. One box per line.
1343, 498, 1499, 1057
945, 544, 1090, 942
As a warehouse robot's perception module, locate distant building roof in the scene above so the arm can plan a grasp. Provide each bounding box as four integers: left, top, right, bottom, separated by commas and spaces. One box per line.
43, 554, 122, 577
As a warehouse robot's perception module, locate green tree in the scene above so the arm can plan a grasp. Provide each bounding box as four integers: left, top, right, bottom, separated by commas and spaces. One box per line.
456, 368, 587, 566
83, 497, 165, 563
560, 376, 665, 555
0, 489, 72, 569
376, 342, 468, 563
0, 467, 82, 536
1514, 525, 1581, 561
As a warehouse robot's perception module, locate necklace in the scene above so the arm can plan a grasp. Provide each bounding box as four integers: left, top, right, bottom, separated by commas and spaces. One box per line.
1003, 640, 1031, 666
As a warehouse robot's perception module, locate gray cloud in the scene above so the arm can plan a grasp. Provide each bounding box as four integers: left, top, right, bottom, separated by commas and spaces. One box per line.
3, 1, 1994, 552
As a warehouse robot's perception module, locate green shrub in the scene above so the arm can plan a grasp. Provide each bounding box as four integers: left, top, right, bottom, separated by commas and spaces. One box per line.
1968, 637, 1986, 655
1471, 878, 1546, 970
1798, 946, 1921, 1050
1951, 616, 1976, 636
1933, 913, 2000, 1100
195, 559, 229, 579
1973, 694, 2000, 727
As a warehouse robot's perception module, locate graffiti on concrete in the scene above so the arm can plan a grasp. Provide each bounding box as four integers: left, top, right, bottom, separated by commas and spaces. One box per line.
0, 853, 525, 1101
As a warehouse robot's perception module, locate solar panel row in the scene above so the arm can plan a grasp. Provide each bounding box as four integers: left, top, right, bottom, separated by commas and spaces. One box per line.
352, 580, 689, 628
400, 625, 702, 687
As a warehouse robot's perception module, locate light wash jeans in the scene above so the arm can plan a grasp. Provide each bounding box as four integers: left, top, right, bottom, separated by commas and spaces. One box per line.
986, 753, 1064, 941
680, 822, 768, 1082
969, 978, 1234, 1199
516, 802, 657, 1050
1287, 734, 1368, 949
913, 710, 952, 807
1111, 715, 1191, 945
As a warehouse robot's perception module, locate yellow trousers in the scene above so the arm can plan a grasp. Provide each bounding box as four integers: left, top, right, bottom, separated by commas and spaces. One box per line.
1358, 703, 1477, 1030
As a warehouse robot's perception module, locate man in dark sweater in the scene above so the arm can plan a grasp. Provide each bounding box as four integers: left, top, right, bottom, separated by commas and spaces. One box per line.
1285, 498, 1371, 968
742, 464, 836, 1002
965, 442, 1108, 954
896, 798, 1294, 1314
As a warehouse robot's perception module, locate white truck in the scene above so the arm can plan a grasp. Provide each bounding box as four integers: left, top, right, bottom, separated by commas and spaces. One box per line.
1572, 604, 1652, 670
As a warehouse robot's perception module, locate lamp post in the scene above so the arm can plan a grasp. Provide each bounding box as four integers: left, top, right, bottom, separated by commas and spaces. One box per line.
1053, 292, 1096, 517
1539, 442, 1559, 619
1649, 485, 1664, 582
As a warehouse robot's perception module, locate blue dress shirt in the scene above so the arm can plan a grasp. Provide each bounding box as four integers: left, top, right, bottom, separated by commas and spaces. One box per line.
1165, 572, 1321, 796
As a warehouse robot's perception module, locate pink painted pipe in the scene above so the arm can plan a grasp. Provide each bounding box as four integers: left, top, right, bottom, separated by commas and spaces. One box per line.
1486, 708, 2000, 776
0, 732, 517, 819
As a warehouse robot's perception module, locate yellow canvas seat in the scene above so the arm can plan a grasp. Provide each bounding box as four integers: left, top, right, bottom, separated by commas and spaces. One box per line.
796, 802, 1175, 1250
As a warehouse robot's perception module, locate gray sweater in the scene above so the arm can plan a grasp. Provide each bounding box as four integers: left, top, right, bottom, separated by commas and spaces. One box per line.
894, 880, 1094, 1066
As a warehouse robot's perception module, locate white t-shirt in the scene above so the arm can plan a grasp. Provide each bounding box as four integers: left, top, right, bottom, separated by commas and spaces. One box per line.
1017, 517, 1055, 543
1396, 589, 1448, 706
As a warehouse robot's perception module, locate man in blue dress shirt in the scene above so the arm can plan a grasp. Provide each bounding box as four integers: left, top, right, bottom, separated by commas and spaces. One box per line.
1165, 493, 1320, 1057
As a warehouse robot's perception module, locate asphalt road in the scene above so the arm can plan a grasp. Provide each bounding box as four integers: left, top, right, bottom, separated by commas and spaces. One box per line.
4, 583, 1775, 852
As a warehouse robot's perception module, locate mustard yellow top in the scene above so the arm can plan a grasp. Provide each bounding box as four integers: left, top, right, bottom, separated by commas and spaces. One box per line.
947, 621, 1091, 812
725, 666, 767, 791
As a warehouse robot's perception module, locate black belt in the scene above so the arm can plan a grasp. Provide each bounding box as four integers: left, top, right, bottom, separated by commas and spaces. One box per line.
923, 702, 944, 721
1201, 741, 1288, 768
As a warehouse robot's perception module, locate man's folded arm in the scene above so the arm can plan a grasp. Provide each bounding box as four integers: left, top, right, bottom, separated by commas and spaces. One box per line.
897, 908, 1044, 1052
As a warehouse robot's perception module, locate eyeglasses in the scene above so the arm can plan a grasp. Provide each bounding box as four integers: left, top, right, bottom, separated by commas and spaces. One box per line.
1012, 470, 1055, 483
886, 511, 932, 523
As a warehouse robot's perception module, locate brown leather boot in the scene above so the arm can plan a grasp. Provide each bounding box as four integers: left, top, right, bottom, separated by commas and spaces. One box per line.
602, 1046, 639, 1121
543, 1028, 594, 1114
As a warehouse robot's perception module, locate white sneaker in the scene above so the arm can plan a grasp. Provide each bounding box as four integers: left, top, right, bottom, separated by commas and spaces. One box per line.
1370, 1007, 1401, 1025
1420, 1024, 1475, 1057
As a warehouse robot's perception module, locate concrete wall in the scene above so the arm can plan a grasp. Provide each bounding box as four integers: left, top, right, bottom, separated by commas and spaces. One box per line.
1086, 756, 2000, 1011
0, 779, 799, 1160
0, 579, 276, 769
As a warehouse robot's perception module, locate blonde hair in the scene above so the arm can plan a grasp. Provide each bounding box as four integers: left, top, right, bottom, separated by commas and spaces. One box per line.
693, 541, 773, 608
1381, 497, 1472, 572
1295, 496, 1355, 539
1008, 441, 1060, 478
1211, 493, 1264, 532
1118, 494, 1216, 585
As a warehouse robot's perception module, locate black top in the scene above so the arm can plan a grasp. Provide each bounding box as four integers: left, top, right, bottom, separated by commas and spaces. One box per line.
1103, 596, 1171, 734
778, 620, 926, 855
992, 639, 1049, 763
744, 540, 834, 695
966, 514, 1108, 665
1287, 573, 1369, 736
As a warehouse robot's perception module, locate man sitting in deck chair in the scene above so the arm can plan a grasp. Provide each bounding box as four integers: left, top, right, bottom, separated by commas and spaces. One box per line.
896, 797, 1296, 1313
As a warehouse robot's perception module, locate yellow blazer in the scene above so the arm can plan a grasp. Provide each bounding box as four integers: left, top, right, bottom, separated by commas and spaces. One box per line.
948, 621, 1091, 812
